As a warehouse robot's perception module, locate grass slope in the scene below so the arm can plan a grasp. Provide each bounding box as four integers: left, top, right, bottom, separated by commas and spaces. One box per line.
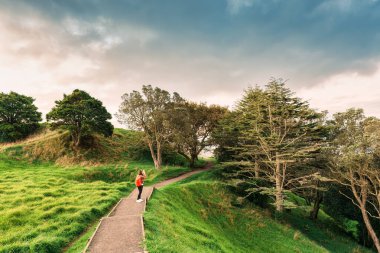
0, 128, 191, 252
0, 128, 148, 166
144, 171, 373, 253
0, 155, 189, 253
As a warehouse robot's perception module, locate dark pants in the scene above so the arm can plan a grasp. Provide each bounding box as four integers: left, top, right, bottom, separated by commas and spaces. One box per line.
137, 186, 143, 200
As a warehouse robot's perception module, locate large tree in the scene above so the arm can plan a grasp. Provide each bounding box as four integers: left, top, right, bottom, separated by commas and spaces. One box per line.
117, 85, 182, 170
46, 89, 113, 147
330, 108, 380, 252
170, 102, 226, 167
218, 80, 325, 212
0, 91, 42, 142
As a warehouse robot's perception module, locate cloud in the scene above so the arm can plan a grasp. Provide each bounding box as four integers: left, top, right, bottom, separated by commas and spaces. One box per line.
1, 0, 380, 126
0, 7, 159, 126
315, 0, 378, 14
226, 0, 255, 14
297, 64, 380, 117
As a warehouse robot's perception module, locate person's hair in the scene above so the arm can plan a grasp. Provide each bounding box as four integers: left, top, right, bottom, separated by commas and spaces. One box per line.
138, 170, 143, 176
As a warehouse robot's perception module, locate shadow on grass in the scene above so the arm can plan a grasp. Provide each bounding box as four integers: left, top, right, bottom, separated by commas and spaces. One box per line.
281, 208, 374, 253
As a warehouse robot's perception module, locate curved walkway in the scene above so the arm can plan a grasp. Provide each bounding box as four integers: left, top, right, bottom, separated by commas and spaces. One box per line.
84, 167, 210, 253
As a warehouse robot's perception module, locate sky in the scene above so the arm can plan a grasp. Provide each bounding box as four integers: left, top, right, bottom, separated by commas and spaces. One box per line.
1, 0, 380, 126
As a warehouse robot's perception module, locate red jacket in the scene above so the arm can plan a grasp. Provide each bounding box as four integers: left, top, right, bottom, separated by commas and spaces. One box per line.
135, 175, 144, 187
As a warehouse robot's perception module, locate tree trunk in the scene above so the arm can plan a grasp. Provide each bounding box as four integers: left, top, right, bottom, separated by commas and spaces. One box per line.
190, 153, 197, 168
254, 161, 260, 178
178, 151, 191, 163
73, 123, 82, 147
360, 205, 380, 253
350, 175, 380, 253
309, 192, 323, 220
189, 146, 198, 167
275, 155, 284, 212
72, 130, 81, 147
156, 141, 162, 170
148, 141, 160, 170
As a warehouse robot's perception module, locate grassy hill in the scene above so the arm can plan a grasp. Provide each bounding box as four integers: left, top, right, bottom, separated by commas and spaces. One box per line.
144, 170, 373, 253
0, 129, 190, 253
0, 128, 150, 166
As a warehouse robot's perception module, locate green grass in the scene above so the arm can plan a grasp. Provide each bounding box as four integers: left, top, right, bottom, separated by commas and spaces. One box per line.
144, 170, 373, 253
0, 153, 190, 253
65, 222, 98, 253
0, 128, 150, 166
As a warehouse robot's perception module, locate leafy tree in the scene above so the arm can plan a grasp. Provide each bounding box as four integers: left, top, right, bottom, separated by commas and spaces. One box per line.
170, 102, 226, 167
217, 80, 325, 212
330, 108, 380, 252
290, 151, 332, 220
46, 89, 113, 147
285, 112, 333, 220
212, 110, 241, 162
117, 85, 182, 170
0, 91, 42, 142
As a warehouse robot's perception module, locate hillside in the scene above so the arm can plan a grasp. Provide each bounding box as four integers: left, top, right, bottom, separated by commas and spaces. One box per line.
0, 129, 375, 253
144, 170, 373, 253
0, 128, 150, 166
0, 129, 191, 253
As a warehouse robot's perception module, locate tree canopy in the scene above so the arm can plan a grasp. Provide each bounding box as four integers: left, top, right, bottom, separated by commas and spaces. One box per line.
215, 80, 326, 212
170, 102, 227, 167
46, 89, 113, 147
117, 85, 183, 169
330, 108, 380, 252
0, 91, 42, 142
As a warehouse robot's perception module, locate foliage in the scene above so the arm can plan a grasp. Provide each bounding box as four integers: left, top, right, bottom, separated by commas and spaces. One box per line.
214, 80, 326, 212
170, 101, 227, 167
213, 110, 242, 162
46, 89, 113, 147
330, 108, 380, 252
117, 85, 183, 169
322, 184, 375, 244
343, 218, 360, 241
0, 91, 42, 142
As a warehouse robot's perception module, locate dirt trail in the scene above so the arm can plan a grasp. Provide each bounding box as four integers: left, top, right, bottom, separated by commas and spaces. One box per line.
84, 167, 210, 253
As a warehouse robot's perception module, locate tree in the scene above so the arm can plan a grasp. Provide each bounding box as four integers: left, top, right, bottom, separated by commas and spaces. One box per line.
46, 89, 113, 147
0, 91, 42, 142
291, 153, 332, 220
212, 110, 242, 163
330, 108, 380, 252
288, 112, 333, 220
117, 85, 182, 170
219, 80, 325, 212
170, 102, 226, 167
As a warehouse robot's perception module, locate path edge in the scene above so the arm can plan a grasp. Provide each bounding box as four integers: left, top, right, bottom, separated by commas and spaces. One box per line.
83, 166, 210, 253
82, 217, 103, 253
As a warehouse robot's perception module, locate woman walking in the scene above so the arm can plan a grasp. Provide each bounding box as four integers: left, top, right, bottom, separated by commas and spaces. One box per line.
135, 170, 146, 203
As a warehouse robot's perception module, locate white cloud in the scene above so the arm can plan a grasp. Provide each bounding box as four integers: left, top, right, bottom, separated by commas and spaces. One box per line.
2, 1, 380, 128
0, 9, 161, 127
63, 16, 157, 52
226, 0, 255, 14
317, 0, 353, 12
297, 64, 380, 117
63, 16, 112, 37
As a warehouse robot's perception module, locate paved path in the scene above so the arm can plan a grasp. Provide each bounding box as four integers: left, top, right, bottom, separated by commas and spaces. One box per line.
84, 167, 209, 253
